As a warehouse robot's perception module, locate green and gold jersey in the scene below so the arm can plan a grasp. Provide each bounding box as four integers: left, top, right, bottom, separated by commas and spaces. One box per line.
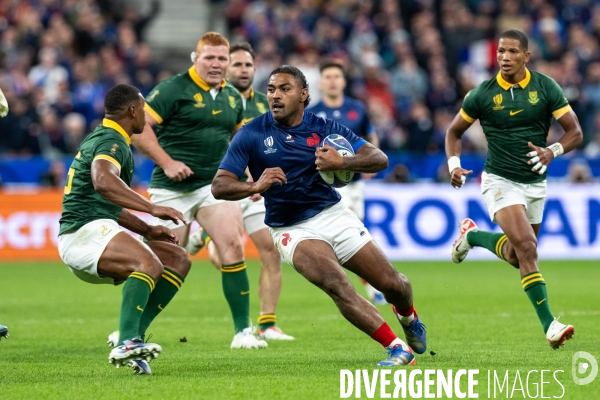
239, 88, 269, 182
59, 119, 134, 235
460, 69, 571, 184
145, 66, 244, 191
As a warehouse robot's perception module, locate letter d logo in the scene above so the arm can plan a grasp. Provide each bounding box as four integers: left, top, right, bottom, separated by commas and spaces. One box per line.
572, 351, 598, 385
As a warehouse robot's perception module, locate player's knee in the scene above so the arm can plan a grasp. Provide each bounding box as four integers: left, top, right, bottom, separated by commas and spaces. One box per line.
170, 246, 192, 278
381, 272, 412, 298
515, 239, 538, 261
136, 255, 164, 280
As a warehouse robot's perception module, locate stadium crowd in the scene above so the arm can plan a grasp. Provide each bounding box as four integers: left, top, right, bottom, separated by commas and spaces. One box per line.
0, 0, 599, 183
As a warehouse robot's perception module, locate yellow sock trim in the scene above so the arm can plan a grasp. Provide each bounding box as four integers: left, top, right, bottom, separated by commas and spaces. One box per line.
258, 314, 276, 324
161, 273, 181, 289
163, 269, 183, 286
495, 235, 508, 260
521, 273, 544, 289
222, 262, 247, 273
205, 236, 211, 245
130, 272, 155, 291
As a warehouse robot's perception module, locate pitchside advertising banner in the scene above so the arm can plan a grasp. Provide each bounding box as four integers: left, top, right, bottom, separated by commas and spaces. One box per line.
0, 183, 599, 260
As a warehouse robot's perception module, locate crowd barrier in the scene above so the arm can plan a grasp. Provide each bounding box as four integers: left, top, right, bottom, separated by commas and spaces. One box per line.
0, 183, 599, 261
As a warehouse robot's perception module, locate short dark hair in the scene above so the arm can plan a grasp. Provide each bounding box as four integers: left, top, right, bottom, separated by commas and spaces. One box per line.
104, 84, 141, 114
230, 42, 255, 60
269, 65, 311, 107
319, 61, 344, 74
499, 30, 529, 51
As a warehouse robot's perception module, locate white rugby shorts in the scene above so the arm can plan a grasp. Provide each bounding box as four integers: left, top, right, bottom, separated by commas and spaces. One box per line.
148, 184, 224, 229
58, 219, 123, 284
481, 171, 547, 224
270, 201, 372, 268
336, 180, 365, 220
240, 196, 267, 235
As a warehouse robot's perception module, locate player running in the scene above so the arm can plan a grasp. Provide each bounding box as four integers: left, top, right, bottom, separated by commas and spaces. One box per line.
309, 61, 385, 305
212, 65, 427, 366
187, 42, 293, 340
132, 32, 266, 349
446, 30, 582, 349
58, 84, 191, 374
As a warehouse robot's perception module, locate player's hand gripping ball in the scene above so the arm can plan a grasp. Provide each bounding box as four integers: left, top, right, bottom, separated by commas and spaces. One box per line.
318, 134, 355, 188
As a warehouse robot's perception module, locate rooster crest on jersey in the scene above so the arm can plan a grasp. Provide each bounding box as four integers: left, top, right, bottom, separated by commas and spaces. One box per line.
318, 134, 355, 188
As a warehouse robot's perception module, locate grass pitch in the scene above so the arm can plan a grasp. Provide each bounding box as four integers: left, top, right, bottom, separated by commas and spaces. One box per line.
0, 260, 598, 399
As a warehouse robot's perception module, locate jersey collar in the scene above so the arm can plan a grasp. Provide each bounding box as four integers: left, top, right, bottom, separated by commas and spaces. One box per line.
496, 68, 531, 90
248, 87, 254, 100
102, 118, 131, 146
188, 66, 226, 91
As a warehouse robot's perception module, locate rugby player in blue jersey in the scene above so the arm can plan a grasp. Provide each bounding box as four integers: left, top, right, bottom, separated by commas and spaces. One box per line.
309, 61, 385, 305
212, 65, 427, 366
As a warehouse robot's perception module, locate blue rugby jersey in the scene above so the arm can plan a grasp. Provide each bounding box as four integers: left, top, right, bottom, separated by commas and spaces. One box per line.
308, 97, 374, 182
219, 111, 367, 227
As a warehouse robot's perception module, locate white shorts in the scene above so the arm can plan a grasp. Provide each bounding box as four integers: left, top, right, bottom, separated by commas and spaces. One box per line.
58, 219, 122, 284
336, 180, 365, 220
148, 185, 224, 229
240, 196, 267, 235
269, 201, 373, 268
481, 171, 547, 224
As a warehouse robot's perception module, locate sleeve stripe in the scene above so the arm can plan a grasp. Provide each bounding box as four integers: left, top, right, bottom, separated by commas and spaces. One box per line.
93, 155, 121, 172
234, 121, 244, 131
552, 105, 572, 119
144, 103, 163, 124
460, 109, 475, 123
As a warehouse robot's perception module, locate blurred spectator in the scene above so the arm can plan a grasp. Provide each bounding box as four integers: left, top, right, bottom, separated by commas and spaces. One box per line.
40, 160, 66, 187
568, 159, 594, 183
28, 48, 68, 105
385, 164, 412, 183
62, 112, 87, 154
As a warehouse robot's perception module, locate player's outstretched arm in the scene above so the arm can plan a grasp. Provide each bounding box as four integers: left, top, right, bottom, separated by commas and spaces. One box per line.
117, 209, 179, 244
315, 143, 388, 173
91, 159, 187, 225
212, 168, 287, 200
131, 113, 193, 182
445, 112, 474, 189
526, 111, 583, 175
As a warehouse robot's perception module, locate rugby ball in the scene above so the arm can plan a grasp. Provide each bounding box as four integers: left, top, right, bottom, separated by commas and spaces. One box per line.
318, 134, 355, 188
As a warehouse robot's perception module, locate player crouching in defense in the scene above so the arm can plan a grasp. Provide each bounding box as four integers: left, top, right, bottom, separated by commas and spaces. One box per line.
58, 84, 191, 374
212, 66, 426, 366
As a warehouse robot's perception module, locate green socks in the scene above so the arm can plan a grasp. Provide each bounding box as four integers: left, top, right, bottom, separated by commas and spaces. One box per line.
119, 272, 155, 344
467, 231, 507, 259
258, 313, 276, 331
138, 267, 184, 337
522, 272, 554, 333
222, 261, 251, 333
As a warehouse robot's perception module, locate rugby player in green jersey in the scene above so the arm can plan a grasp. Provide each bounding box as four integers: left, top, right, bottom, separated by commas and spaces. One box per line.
188, 42, 294, 340
445, 30, 583, 349
0, 87, 7, 341
131, 32, 266, 349
58, 84, 191, 374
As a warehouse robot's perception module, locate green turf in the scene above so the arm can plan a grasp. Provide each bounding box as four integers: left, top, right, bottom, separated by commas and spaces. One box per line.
0, 261, 598, 399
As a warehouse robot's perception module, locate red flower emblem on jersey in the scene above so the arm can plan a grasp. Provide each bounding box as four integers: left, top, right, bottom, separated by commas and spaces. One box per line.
347, 110, 359, 120
282, 233, 291, 246
307, 133, 320, 147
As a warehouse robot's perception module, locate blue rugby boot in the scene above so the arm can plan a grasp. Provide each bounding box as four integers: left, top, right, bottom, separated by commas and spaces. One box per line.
377, 344, 416, 367
393, 306, 427, 354
108, 338, 162, 368
128, 359, 152, 375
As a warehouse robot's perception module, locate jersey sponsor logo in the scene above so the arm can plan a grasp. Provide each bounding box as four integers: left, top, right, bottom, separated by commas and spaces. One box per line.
256, 102, 267, 114
228, 95, 236, 109
110, 144, 118, 155
347, 110, 359, 120
282, 233, 291, 246
285, 134, 294, 143
193, 93, 205, 108
492, 94, 504, 110
242, 117, 254, 124
307, 133, 320, 147
509, 109, 524, 116
264, 136, 277, 154
529, 91, 539, 105
212, 110, 223, 115
147, 90, 159, 102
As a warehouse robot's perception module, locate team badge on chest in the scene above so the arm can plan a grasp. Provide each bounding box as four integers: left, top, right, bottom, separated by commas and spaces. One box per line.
528, 91, 539, 105
228, 96, 236, 109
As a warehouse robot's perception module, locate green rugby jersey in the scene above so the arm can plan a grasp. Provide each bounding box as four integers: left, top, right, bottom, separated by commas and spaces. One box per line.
59, 119, 134, 235
145, 66, 244, 191
239, 88, 269, 182
460, 69, 571, 184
